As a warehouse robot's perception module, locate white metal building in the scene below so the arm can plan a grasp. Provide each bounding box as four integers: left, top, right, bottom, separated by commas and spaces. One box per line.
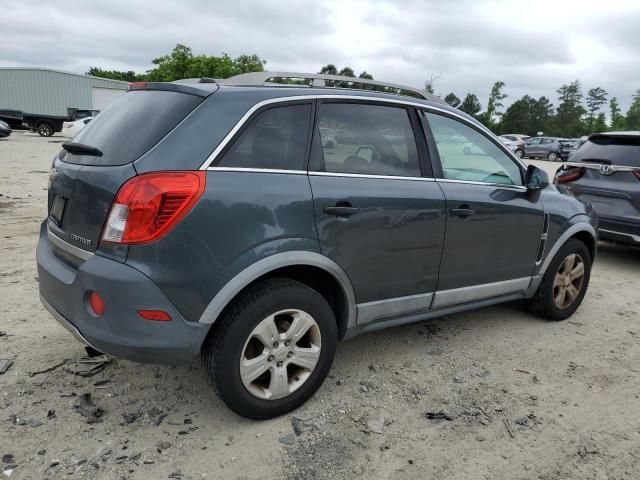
0, 67, 129, 116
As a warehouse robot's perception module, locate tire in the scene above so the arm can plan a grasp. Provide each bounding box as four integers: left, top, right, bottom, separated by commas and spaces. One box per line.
515, 149, 524, 158
526, 238, 591, 321
547, 151, 558, 162
326, 140, 335, 149
37, 123, 54, 137
202, 278, 337, 419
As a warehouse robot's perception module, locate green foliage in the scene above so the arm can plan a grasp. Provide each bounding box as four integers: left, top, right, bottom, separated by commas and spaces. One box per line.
459, 93, 482, 117
554, 81, 586, 137
500, 95, 554, 136
626, 90, 640, 130
479, 81, 507, 129
318, 64, 338, 75
609, 97, 625, 130
593, 112, 607, 133
444, 92, 461, 108
585, 87, 608, 131
86, 67, 146, 82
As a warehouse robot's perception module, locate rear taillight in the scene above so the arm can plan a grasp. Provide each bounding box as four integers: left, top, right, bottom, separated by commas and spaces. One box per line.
554, 167, 585, 184
634, 170, 640, 181
102, 171, 205, 245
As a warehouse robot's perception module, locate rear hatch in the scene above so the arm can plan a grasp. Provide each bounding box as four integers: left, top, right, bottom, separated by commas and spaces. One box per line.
47, 86, 207, 261
560, 133, 640, 222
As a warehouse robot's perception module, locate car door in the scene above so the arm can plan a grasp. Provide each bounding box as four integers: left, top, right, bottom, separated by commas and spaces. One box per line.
309, 101, 447, 324
421, 111, 544, 308
526, 137, 543, 156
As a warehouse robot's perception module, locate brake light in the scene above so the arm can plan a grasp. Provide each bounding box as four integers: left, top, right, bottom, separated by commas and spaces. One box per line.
554, 167, 585, 184
88, 291, 105, 316
634, 170, 640, 181
137, 309, 172, 321
102, 171, 205, 244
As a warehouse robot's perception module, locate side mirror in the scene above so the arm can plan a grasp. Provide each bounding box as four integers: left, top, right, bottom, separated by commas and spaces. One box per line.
525, 164, 549, 190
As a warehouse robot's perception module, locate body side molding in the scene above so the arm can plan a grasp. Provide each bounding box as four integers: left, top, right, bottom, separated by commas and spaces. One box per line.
432, 277, 531, 309
198, 251, 357, 327
357, 293, 433, 325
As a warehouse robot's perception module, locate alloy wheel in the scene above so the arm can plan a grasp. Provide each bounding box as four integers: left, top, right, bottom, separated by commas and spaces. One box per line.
548, 152, 558, 162
240, 309, 321, 400
552, 253, 585, 309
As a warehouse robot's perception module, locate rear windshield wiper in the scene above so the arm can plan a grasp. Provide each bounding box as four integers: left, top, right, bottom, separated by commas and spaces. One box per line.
62, 142, 103, 157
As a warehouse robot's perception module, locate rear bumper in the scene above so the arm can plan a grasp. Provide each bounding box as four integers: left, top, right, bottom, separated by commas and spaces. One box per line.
598, 217, 640, 245
36, 222, 210, 364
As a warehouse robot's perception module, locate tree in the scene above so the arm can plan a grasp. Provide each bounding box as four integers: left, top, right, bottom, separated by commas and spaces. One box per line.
459, 94, 482, 117
500, 95, 554, 136
424, 74, 442, 94
319, 64, 338, 75
358, 71, 373, 80
86, 67, 145, 82
609, 97, 625, 130
480, 81, 507, 129
593, 112, 607, 133
338, 67, 355, 78
444, 92, 461, 108
626, 90, 640, 130
555, 81, 586, 137
585, 87, 608, 132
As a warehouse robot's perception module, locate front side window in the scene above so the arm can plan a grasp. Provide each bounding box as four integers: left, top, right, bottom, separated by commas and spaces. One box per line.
310, 103, 421, 177
425, 112, 522, 186
218, 104, 311, 170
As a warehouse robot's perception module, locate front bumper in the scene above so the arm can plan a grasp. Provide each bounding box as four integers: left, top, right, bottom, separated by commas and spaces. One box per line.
36, 222, 210, 364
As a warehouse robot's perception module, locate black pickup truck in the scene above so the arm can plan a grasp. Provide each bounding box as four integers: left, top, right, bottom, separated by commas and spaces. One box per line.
0, 109, 99, 137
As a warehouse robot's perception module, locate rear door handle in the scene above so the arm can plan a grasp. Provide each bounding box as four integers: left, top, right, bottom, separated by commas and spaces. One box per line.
450, 208, 476, 218
324, 206, 360, 217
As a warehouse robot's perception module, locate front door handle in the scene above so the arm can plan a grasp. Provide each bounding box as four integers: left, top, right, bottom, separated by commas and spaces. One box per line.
324, 205, 360, 217
450, 207, 476, 218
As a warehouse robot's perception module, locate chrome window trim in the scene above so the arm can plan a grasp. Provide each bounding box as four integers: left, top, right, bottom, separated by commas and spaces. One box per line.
436, 178, 527, 191
206, 166, 307, 175
309, 171, 435, 182
47, 227, 94, 261
198, 94, 524, 171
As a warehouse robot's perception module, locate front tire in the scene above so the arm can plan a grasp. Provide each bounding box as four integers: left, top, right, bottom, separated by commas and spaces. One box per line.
526, 238, 591, 321
547, 151, 558, 162
37, 123, 54, 137
202, 278, 337, 419
515, 149, 524, 158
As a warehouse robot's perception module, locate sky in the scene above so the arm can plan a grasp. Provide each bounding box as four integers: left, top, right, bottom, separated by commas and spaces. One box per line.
2, 0, 640, 112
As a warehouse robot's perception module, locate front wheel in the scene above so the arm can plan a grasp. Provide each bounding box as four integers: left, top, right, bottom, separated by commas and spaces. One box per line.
547, 151, 558, 162
515, 149, 524, 158
526, 238, 591, 321
202, 278, 337, 419
37, 123, 54, 137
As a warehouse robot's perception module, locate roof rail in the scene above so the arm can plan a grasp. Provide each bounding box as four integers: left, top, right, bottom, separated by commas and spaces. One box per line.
218, 71, 445, 104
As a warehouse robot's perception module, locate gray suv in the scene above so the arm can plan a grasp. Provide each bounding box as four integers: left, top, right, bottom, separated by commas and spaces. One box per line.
524, 136, 572, 161
37, 72, 597, 419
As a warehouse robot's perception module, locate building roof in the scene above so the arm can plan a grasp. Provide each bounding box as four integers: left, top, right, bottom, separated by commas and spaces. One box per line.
0, 67, 130, 85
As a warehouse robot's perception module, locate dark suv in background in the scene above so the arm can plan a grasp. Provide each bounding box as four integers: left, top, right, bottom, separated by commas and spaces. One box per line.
37, 72, 597, 419
524, 136, 575, 161
555, 132, 640, 246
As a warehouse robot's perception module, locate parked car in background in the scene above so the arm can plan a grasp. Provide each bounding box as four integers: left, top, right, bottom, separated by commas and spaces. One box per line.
500, 134, 530, 158
0, 110, 28, 130
498, 136, 520, 154
37, 73, 597, 419
62, 117, 94, 138
0, 120, 11, 138
524, 137, 571, 161
555, 131, 640, 246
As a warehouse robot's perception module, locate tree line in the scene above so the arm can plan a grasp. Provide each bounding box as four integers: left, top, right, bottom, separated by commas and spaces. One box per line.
88, 44, 640, 137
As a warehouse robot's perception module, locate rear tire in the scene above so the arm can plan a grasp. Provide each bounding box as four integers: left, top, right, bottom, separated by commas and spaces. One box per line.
547, 151, 558, 162
515, 149, 524, 158
37, 123, 54, 137
202, 278, 337, 419
526, 238, 591, 321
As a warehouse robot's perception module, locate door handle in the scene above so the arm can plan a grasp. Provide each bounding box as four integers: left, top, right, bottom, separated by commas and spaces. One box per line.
324, 205, 360, 217
450, 207, 476, 218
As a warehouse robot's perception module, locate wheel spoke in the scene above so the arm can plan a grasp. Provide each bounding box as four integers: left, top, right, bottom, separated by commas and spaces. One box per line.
268, 365, 290, 398
563, 254, 576, 273
251, 315, 279, 347
290, 345, 320, 370
240, 354, 270, 384
553, 273, 564, 288
285, 312, 315, 343
566, 284, 580, 302
554, 287, 566, 307
569, 261, 584, 280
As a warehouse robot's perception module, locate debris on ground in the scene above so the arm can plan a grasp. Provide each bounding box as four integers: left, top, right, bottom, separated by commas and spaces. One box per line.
291, 416, 304, 436
0, 359, 13, 374
279, 433, 296, 445
503, 418, 515, 438
28, 360, 67, 377
64, 356, 111, 377
425, 411, 454, 421
577, 435, 599, 457
73, 393, 104, 424
122, 412, 142, 424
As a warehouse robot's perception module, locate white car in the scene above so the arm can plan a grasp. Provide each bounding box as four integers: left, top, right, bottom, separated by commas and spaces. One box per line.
61, 117, 94, 138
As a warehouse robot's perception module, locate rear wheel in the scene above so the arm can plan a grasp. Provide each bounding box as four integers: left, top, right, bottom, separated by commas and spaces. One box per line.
547, 151, 558, 162
202, 278, 337, 419
515, 149, 524, 158
37, 123, 54, 137
526, 238, 591, 321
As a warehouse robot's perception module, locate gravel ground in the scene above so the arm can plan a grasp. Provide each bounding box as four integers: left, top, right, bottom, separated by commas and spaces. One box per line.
1, 132, 639, 480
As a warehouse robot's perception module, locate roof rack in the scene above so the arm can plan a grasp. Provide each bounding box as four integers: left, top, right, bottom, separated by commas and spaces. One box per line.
217, 71, 445, 104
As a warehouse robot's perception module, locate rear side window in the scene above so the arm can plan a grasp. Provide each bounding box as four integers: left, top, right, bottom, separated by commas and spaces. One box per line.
65, 90, 201, 166
309, 103, 421, 177
217, 104, 312, 170
573, 136, 640, 167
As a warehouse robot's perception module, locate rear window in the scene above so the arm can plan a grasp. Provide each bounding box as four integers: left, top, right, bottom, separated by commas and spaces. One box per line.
63, 90, 201, 166
573, 136, 640, 167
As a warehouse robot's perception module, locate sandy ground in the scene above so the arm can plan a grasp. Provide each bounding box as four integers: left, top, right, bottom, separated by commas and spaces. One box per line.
1, 132, 639, 480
